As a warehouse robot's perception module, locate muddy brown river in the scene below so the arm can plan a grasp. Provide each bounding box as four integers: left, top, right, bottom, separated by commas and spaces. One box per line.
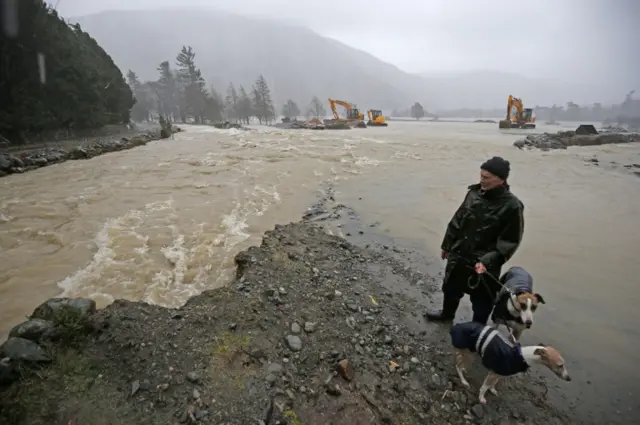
1, 121, 639, 423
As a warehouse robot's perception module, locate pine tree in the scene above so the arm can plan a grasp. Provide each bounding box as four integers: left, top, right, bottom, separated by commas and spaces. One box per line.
281, 100, 301, 119
237, 85, 253, 125
127, 70, 152, 122
252, 75, 275, 125
175, 46, 208, 124
225, 83, 240, 123
156, 61, 179, 122
308, 96, 326, 118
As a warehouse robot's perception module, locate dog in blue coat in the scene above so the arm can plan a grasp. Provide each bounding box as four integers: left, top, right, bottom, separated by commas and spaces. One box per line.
491, 266, 545, 343
451, 321, 571, 404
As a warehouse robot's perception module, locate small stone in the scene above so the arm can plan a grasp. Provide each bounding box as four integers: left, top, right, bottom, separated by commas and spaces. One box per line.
267, 363, 283, 375
410, 357, 419, 364
337, 359, 355, 382
286, 335, 302, 352
265, 374, 277, 385
279, 287, 287, 295
325, 383, 342, 396
304, 322, 316, 333
384, 335, 393, 344
335, 290, 342, 297
290, 322, 301, 334
193, 389, 201, 400
186, 371, 201, 383
228, 323, 237, 331
157, 383, 170, 391
471, 404, 484, 419
131, 380, 140, 396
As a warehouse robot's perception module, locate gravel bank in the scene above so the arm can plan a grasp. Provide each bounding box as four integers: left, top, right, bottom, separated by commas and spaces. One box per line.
0, 195, 575, 425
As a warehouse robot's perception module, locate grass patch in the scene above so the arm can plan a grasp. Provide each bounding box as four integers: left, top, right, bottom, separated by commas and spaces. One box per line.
205, 332, 257, 391
50, 306, 87, 345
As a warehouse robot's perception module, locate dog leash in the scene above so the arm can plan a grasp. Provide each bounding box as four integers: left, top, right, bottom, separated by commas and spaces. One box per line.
451, 256, 522, 343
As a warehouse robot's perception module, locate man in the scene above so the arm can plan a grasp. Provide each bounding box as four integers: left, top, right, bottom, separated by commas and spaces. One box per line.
425, 156, 524, 324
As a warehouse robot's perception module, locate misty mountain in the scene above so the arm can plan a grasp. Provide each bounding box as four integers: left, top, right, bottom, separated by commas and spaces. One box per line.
72, 8, 426, 112
72, 8, 615, 112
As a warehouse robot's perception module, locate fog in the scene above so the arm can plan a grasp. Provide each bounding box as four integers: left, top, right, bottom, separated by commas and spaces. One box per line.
47, 0, 640, 109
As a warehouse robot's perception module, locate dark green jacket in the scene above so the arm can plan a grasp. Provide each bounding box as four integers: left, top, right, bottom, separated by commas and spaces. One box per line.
441, 184, 524, 272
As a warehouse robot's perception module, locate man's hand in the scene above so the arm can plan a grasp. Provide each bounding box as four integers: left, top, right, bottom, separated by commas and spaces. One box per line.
441, 250, 449, 260
475, 262, 487, 274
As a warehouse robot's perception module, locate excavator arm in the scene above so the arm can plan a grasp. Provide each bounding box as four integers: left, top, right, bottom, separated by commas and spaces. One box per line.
328, 98, 364, 121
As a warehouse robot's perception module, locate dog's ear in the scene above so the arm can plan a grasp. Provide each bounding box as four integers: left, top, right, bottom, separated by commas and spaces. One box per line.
534, 347, 546, 356
534, 293, 546, 304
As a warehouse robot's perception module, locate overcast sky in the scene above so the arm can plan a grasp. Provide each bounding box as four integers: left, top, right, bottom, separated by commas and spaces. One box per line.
52, 0, 639, 87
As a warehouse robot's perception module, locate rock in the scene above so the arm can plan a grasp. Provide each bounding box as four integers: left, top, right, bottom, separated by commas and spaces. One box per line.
0, 155, 12, 171
0, 357, 18, 385
31, 297, 96, 321
514, 130, 640, 151
186, 371, 201, 383
304, 322, 317, 333
267, 363, 284, 375
290, 322, 301, 334
337, 359, 355, 382
69, 147, 88, 159
325, 383, 342, 396
8, 318, 55, 342
471, 404, 484, 419
131, 380, 140, 396
286, 335, 302, 352
0, 337, 52, 363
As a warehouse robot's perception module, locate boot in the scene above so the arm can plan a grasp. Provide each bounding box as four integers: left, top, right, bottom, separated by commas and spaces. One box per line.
424, 297, 460, 322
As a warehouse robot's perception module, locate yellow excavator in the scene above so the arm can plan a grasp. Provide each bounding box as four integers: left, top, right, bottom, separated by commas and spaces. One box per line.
328, 98, 366, 128
366, 109, 388, 126
499, 95, 536, 129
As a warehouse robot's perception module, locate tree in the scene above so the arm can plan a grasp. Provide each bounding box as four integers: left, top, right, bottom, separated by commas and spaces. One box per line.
204, 86, 224, 123
281, 100, 301, 119
175, 46, 208, 124
237, 85, 253, 125
225, 83, 240, 122
410, 102, 425, 120
251, 75, 275, 124
127, 70, 151, 122
0, 1, 134, 143
307, 96, 326, 118
156, 61, 179, 122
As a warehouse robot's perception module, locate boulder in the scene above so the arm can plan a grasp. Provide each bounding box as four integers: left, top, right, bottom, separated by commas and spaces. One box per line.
9, 318, 55, 342
0, 357, 19, 385
0, 338, 52, 363
31, 297, 96, 322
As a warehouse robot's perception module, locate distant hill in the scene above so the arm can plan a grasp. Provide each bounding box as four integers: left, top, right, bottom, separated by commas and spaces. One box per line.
72, 8, 425, 111
71, 8, 615, 112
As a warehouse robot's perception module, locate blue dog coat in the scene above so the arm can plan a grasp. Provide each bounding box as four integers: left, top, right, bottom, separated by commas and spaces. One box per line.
450, 321, 529, 376
491, 266, 534, 324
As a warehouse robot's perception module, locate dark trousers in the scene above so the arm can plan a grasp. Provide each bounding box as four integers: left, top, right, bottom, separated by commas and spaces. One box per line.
442, 262, 497, 324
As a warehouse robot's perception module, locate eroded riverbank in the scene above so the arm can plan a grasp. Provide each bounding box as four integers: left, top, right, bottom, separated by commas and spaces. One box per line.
0, 198, 573, 425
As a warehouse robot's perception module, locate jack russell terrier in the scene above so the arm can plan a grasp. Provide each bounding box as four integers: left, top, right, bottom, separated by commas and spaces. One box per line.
450, 321, 571, 404
491, 266, 545, 343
